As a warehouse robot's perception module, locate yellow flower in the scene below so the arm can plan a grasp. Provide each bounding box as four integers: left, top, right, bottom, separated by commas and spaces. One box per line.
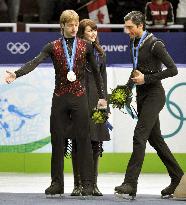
91, 108, 108, 124
110, 85, 132, 110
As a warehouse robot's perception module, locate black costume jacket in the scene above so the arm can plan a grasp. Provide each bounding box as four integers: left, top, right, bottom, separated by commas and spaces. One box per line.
85, 49, 110, 142
127, 32, 178, 96
15, 37, 105, 99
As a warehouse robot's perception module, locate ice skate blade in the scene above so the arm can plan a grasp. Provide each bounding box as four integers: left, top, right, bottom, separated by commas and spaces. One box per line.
172, 197, 186, 201
45, 193, 64, 198
72, 195, 94, 200
161, 194, 173, 199
114, 192, 136, 200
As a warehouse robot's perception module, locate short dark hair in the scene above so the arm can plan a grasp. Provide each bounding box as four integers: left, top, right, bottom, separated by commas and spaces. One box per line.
124, 11, 146, 29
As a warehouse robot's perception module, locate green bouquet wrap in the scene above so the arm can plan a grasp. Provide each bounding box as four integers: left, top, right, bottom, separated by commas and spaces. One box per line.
91, 108, 108, 124
109, 85, 132, 110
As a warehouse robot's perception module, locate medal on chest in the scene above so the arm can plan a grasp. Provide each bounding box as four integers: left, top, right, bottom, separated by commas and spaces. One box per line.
67, 70, 76, 82
62, 37, 77, 82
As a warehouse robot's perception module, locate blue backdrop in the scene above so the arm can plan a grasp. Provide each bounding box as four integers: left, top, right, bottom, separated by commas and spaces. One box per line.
0, 32, 185, 65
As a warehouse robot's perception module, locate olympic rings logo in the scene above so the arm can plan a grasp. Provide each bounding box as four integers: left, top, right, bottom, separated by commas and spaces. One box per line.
163, 82, 186, 138
7, 42, 30, 54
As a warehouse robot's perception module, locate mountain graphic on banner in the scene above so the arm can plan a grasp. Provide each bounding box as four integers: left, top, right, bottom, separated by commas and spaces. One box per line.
87, 0, 110, 24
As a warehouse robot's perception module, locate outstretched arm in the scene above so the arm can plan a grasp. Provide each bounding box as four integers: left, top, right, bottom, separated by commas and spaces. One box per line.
5, 42, 52, 83
5, 71, 16, 84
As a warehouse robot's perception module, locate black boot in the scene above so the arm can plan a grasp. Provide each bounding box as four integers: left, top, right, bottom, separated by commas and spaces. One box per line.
115, 183, 137, 198
45, 181, 64, 196
161, 180, 181, 197
71, 146, 82, 196
92, 151, 103, 196
71, 174, 82, 196
82, 181, 93, 196
92, 183, 103, 196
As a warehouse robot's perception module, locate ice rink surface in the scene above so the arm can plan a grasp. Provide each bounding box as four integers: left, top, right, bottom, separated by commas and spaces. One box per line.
0, 173, 185, 205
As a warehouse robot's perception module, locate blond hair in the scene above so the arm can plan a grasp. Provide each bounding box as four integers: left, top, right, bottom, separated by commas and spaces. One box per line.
59, 10, 79, 27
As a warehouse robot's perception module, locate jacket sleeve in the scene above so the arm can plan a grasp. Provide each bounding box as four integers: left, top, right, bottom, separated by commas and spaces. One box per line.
145, 2, 153, 25
100, 55, 108, 97
144, 41, 178, 84
167, 2, 174, 25
100, 55, 110, 112
15, 43, 52, 78
126, 70, 135, 91
86, 43, 105, 99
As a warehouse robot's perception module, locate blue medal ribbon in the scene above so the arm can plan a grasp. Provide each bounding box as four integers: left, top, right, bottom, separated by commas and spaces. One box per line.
132, 31, 147, 69
62, 37, 77, 72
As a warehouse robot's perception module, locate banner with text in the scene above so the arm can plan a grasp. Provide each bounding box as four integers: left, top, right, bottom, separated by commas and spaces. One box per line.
0, 32, 186, 65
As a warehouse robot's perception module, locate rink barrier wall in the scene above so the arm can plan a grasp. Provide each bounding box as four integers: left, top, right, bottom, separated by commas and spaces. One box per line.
0, 153, 185, 173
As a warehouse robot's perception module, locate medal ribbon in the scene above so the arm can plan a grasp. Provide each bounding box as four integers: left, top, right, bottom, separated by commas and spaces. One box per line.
62, 37, 77, 72
132, 31, 147, 69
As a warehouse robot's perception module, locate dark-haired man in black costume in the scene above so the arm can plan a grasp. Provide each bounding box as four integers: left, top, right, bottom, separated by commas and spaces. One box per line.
114, 11, 184, 199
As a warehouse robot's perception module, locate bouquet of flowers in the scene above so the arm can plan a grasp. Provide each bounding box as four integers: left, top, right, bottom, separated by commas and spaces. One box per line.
91, 108, 108, 124
109, 85, 132, 110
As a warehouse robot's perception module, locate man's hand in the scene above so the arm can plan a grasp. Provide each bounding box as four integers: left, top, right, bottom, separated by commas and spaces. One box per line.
97, 99, 107, 109
5, 71, 16, 84
131, 70, 144, 85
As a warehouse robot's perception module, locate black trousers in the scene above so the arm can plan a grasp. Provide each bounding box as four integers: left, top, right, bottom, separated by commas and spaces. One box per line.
124, 86, 184, 185
50, 93, 93, 185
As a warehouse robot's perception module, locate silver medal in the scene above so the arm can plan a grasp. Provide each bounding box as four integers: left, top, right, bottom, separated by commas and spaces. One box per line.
67, 71, 76, 82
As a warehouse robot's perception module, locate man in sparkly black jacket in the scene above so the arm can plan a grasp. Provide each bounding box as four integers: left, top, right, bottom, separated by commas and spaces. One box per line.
114, 11, 184, 199
5, 10, 107, 196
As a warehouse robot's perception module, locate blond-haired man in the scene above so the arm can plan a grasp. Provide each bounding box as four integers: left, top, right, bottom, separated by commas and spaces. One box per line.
5, 10, 106, 196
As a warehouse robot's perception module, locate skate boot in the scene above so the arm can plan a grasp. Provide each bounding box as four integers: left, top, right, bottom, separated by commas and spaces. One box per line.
81, 181, 93, 196
71, 175, 82, 196
92, 151, 103, 196
161, 180, 181, 198
115, 183, 137, 200
71, 142, 82, 196
92, 183, 103, 196
45, 181, 64, 196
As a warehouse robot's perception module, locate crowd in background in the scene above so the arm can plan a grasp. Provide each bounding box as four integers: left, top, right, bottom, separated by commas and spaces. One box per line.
0, 0, 185, 29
